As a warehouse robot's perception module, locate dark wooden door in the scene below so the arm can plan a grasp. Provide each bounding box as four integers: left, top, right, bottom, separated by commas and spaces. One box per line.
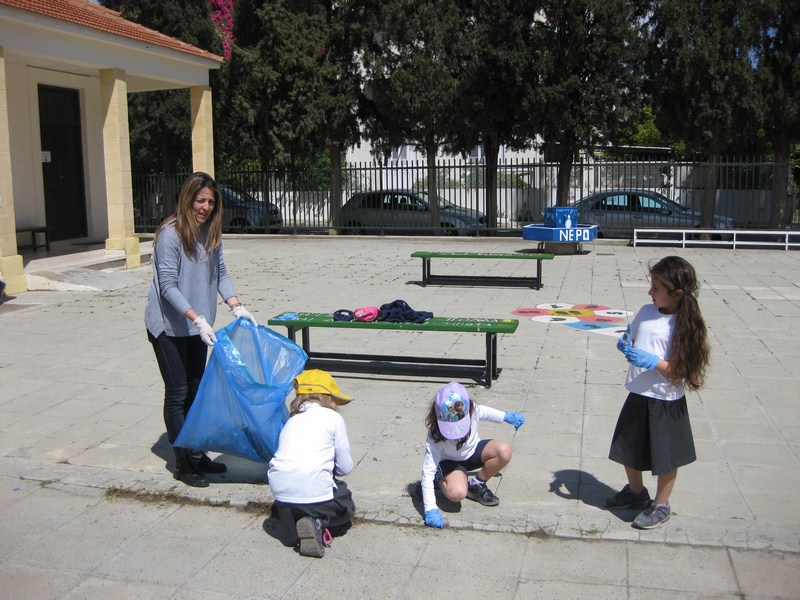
38, 85, 87, 241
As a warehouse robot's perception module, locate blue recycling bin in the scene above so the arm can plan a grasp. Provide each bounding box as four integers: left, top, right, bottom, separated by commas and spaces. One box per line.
544, 207, 579, 229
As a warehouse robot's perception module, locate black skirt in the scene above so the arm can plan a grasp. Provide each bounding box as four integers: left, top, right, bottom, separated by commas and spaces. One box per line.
608, 392, 696, 475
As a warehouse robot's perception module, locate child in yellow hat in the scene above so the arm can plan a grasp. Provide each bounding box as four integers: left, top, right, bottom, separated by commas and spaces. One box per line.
267, 370, 355, 558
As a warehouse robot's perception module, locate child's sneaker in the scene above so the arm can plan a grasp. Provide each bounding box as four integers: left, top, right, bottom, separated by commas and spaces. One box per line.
296, 517, 329, 558
466, 481, 500, 507
633, 503, 671, 529
605, 484, 651, 509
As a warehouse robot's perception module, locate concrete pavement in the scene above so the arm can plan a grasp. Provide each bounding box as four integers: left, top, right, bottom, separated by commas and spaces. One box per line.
1, 234, 799, 598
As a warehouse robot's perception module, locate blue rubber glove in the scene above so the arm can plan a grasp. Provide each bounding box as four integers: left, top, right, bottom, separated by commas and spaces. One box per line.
424, 509, 444, 528
616, 326, 631, 354
503, 412, 525, 430
274, 312, 298, 321
625, 347, 660, 371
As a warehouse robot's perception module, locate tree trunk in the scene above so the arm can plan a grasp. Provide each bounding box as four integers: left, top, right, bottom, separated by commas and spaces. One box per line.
484, 133, 500, 233
770, 136, 790, 229
329, 143, 343, 230
701, 146, 721, 229
425, 140, 440, 232
556, 147, 574, 207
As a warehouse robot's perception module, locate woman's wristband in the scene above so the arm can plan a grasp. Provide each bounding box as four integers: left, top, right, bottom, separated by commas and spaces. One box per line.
229, 302, 242, 310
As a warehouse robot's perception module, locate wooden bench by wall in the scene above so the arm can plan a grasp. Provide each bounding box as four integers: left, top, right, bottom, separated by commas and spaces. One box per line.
16, 226, 51, 251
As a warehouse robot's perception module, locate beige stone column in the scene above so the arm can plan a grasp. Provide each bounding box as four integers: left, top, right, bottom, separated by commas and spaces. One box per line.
190, 86, 214, 177
100, 68, 139, 268
0, 47, 26, 293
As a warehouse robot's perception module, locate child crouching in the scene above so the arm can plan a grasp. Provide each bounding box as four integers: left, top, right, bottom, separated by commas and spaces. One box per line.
420, 382, 525, 528
268, 370, 355, 557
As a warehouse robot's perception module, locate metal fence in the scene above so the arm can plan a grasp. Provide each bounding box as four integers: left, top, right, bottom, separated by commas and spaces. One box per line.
132, 156, 798, 236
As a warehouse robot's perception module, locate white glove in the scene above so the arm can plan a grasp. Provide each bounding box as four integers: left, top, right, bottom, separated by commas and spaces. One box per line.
232, 305, 258, 326
192, 315, 217, 346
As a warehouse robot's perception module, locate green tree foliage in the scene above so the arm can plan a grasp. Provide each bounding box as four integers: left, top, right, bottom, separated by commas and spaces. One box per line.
535, 0, 647, 205
754, 0, 800, 226
358, 0, 463, 228
220, 0, 362, 225
447, 0, 541, 229
100, 0, 222, 174
647, 0, 763, 226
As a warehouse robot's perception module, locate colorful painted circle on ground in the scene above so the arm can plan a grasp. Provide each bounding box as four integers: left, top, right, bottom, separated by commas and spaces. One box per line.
512, 303, 633, 336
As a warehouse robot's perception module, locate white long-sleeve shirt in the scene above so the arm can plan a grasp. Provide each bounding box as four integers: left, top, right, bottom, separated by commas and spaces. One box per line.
268, 402, 353, 504
420, 404, 506, 512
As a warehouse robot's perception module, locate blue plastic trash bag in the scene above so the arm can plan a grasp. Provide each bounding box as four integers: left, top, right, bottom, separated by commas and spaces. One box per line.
174, 318, 308, 463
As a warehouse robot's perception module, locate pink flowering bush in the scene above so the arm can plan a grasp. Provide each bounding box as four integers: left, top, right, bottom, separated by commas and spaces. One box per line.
209, 0, 236, 59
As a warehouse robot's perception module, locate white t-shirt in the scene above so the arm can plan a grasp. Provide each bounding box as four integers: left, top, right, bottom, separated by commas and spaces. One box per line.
420, 404, 505, 512
625, 303, 685, 401
267, 402, 353, 504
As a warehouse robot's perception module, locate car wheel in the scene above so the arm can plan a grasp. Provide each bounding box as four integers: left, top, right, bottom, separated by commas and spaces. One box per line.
440, 223, 458, 236
344, 222, 365, 235
228, 218, 250, 234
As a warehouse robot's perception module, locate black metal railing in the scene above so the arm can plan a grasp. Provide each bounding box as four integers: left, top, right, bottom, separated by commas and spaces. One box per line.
132, 156, 797, 236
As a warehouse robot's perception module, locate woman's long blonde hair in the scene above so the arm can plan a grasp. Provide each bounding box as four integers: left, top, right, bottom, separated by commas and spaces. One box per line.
289, 393, 340, 416
154, 172, 223, 258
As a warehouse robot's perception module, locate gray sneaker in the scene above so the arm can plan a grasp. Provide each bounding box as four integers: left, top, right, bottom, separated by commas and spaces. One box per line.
605, 484, 651, 509
633, 503, 671, 529
466, 481, 500, 507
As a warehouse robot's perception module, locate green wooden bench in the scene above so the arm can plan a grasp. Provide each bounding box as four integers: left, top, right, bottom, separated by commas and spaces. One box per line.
268, 312, 519, 387
411, 251, 555, 289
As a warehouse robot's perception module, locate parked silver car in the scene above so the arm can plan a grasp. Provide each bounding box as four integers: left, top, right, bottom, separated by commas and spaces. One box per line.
571, 189, 734, 237
342, 190, 486, 235
219, 185, 283, 234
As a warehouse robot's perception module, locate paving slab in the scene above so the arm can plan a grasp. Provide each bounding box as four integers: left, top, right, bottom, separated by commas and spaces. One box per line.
1, 235, 800, 597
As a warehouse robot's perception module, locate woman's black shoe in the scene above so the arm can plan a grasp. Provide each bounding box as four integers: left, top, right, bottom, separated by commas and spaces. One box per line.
173, 448, 209, 487
192, 451, 227, 474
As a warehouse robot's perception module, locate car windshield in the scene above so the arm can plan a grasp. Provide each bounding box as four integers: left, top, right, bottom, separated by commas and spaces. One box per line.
222, 187, 253, 205
651, 196, 690, 212
417, 191, 453, 209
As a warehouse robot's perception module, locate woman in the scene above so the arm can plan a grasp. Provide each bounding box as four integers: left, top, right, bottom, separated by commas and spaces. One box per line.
145, 172, 258, 487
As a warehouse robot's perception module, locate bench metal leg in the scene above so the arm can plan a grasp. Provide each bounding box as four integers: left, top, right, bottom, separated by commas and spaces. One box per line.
536, 259, 542, 290
300, 327, 311, 353
420, 258, 430, 286
285, 326, 311, 353
484, 332, 500, 388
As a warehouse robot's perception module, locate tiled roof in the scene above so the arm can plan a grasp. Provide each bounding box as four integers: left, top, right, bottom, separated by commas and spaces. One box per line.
0, 0, 223, 63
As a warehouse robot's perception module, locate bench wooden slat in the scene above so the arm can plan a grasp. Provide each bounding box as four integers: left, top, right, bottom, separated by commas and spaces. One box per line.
411, 251, 554, 260
268, 312, 518, 334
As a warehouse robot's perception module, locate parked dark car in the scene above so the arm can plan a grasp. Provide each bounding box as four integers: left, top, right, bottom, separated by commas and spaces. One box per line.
219, 185, 283, 233
571, 189, 734, 237
342, 190, 486, 235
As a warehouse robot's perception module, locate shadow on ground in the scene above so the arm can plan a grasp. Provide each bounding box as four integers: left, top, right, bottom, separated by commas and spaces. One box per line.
550, 469, 640, 523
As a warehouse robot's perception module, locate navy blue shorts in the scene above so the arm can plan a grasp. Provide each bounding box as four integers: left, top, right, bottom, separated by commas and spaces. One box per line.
439, 439, 491, 476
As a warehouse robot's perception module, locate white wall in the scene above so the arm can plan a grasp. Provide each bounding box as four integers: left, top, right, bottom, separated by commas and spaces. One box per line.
7, 64, 107, 236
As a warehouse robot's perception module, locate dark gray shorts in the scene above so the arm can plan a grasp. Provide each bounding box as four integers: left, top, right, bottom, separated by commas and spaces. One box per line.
609, 392, 696, 475
272, 480, 355, 546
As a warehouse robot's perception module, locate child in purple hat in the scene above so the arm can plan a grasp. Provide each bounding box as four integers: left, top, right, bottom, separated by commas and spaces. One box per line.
419, 382, 525, 528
